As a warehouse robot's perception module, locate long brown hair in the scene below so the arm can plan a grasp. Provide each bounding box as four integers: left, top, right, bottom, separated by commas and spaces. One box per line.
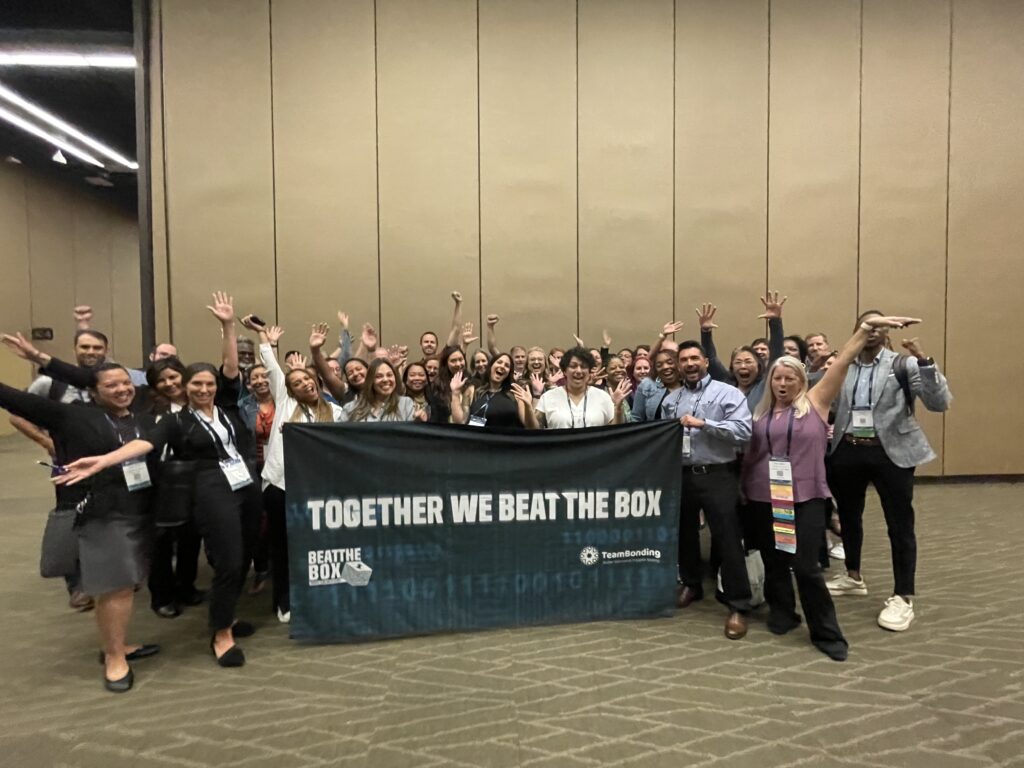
285, 369, 335, 423
349, 359, 404, 422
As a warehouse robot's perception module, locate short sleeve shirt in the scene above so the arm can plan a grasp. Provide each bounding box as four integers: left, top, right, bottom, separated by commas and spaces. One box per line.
535, 386, 615, 429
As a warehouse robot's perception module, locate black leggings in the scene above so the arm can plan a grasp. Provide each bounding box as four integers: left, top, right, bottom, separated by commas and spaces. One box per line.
192, 468, 261, 631
264, 484, 290, 614
148, 520, 202, 608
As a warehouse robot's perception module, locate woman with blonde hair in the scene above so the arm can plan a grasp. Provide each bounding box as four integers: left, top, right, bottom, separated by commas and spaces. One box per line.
740, 314, 919, 660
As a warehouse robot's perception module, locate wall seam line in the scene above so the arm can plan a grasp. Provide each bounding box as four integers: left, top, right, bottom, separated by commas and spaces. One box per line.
476, 0, 483, 339
158, 0, 173, 343
765, 0, 771, 313
268, 0, 280, 324
575, 0, 580, 335
941, 0, 954, 474
671, 0, 677, 322
856, 0, 864, 314
373, 0, 383, 336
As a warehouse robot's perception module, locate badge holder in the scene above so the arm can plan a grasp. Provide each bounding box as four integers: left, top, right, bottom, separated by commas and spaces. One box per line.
769, 457, 796, 554
220, 458, 253, 491
122, 459, 152, 492
851, 407, 876, 438
468, 415, 487, 428
681, 433, 692, 457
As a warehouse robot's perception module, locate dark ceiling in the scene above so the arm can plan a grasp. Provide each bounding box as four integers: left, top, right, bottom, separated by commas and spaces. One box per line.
0, 0, 137, 210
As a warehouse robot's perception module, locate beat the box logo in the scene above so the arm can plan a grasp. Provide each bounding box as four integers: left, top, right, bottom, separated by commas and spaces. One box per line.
307, 547, 372, 587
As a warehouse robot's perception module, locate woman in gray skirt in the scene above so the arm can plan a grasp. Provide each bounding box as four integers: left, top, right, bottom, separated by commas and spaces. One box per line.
0, 341, 159, 693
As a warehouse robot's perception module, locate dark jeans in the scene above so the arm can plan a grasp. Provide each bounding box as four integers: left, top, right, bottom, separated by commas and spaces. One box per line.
829, 440, 917, 596
679, 467, 751, 612
148, 520, 202, 608
264, 485, 290, 614
750, 499, 846, 650
192, 468, 261, 631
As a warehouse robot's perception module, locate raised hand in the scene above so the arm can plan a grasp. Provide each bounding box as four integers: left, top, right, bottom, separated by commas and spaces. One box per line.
758, 291, 787, 320
530, 372, 546, 397
361, 323, 378, 351
206, 291, 235, 324
572, 334, 585, 348
413, 404, 429, 422
73, 305, 93, 328
602, 329, 612, 347
286, 352, 309, 371
486, 313, 500, 327
610, 378, 632, 406
265, 325, 284, 345
451, 291, 462, 304
398, 345, 409, 362
900, 337, 926, 358
590, 366, 607, 384
1, 332, 43, 363
52, 455, 109, 486
661, 320, 684, 338
309, 323, 329, 351
241, 314, 265, 332
451, 370, 466, 394
696, 303, 718, 331
511, 382, 533, 407
386, 344, 403, 366
336, 311, 349, 330
863, 316, 921, 330
461, 322, 478, 346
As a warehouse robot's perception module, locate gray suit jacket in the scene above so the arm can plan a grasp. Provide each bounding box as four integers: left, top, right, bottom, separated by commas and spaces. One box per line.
830, 348, 952, 468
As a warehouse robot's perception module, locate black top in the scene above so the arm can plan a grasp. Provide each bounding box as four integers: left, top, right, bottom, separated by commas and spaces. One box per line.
469, 389, 522, 429
147, 375, 254, 464
41, 355, 159, 413
0, 383, 157, 514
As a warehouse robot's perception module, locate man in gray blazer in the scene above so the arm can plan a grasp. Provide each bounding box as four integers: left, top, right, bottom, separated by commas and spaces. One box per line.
826, 311, 952, 633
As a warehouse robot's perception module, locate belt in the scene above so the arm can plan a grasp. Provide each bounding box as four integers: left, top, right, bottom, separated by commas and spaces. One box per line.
843, 433, 882, 447
682, 462, 736, 475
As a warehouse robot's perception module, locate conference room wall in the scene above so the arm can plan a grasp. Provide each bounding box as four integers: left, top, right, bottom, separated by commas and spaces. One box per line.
0, 164, 140, 435
152, 0, 1023, 475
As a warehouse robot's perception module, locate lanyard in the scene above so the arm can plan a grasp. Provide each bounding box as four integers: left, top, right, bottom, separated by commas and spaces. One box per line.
104, 414, 141, 446
472, 391, 496, 418
765, 407, 796, 458
851, 362, 876, 407
675, 381, 708, 422
190, 407, 236, 460
565, 388, 588, 428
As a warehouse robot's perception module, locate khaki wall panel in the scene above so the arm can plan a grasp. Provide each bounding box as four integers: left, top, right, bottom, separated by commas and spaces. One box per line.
111, 215, 143, 368
72, 201, 114, 352
859, 0, 950, 475
479, 0, 577, 351
676, 0, 769, 354
271, 0, 379, 343
25, 179, 75, 357
376, 0, 479, 351
768, 0, 860, 349
578, 0, 674, 350
161, 0, 276, 363
0, 166, 33, 431
946, 0, 1024, 474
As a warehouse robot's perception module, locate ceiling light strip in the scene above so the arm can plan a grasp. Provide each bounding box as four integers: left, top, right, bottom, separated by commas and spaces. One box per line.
0, 104, 104, 167
0, 52, 136, 69
0, 82, 138, 169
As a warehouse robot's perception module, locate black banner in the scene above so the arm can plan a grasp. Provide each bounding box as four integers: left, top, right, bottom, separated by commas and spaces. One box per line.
283, 420, 681, 643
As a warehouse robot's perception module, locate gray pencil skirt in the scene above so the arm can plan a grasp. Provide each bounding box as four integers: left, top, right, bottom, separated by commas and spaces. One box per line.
77, 512, 154, 596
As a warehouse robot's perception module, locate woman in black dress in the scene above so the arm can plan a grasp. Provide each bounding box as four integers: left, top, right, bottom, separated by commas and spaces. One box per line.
449, 352, 531, 429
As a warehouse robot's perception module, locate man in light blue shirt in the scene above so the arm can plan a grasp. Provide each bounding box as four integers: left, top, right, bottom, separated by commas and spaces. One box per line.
660, 341, 753, 640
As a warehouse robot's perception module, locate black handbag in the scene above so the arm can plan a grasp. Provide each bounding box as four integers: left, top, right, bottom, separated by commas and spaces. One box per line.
153, 460, 197, 527
39, 502, 83, 578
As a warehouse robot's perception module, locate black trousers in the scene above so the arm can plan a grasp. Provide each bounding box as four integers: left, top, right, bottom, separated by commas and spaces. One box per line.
750, 499, 846, 649
147, 520, 202, 608
264, 485, 290, 614
679, 467, 751, 611
192, 468, 261, 631
829, 440, 917, 596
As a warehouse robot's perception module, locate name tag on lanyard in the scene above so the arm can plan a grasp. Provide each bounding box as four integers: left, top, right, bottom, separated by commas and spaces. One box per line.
219, 457, 253, 490
122, 458, 152, 491
468, 415, 487, 427
851, 407, 876, 438
681, 434, 691, 457
766, 409, 796, 553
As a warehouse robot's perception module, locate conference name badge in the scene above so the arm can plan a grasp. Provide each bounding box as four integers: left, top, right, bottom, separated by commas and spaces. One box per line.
468, 415, 487, 428
768, 456, 796, 554
220, 457, 253, 491
851, 407, 876, 438
681, 434, 691, 457
121, 459, 152, 492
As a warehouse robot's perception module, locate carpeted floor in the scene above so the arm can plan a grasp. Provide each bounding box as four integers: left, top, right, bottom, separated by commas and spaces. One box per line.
0, 434, 1021, 768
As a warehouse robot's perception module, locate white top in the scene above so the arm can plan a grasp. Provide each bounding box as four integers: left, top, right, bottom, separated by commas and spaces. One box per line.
339, 396, 416, 423
191, 407, 242, 462
27, 375, 89, 403
535, 386, 615, 429
260, 343, 343, 490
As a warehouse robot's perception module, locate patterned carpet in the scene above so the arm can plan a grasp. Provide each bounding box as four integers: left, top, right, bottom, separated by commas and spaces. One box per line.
0, 435, 1021, 768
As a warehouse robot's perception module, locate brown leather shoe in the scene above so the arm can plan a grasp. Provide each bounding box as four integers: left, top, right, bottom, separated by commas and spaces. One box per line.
676, 586, 702, 609
725, 612, 748, 640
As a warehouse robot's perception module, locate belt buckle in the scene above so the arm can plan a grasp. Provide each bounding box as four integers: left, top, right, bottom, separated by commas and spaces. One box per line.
691, 464, 709, 475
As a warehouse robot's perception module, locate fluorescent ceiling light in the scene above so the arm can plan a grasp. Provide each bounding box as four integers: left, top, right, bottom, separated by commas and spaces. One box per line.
0, 52, 136, 69
0, 82, 137, 169
0, 104, 104, 167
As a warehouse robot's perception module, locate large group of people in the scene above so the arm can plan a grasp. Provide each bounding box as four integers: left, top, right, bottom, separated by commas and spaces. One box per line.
0, 288, 952, 692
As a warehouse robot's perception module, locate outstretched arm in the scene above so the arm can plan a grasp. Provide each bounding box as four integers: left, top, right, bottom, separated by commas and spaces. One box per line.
758, 291, 787, 363
485, 314, 501, 357
207, 291, 238, 380
696, 304, 729, 381
445, 291, 463, 348
310, 323, 347, 402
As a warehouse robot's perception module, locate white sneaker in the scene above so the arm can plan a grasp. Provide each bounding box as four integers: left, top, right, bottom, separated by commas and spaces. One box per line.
877, 595, 914, 631
826, 573, 868, 596
829, 542, 846, 560
277, 608, 291, 624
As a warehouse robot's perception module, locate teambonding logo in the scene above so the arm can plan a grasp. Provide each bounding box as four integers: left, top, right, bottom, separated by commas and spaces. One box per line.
579, 546, 661, 566
307, 547, 372, 587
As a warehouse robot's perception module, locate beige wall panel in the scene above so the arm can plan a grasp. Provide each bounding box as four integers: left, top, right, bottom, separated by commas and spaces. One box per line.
946, 0, 1024, 475
479, 0, 577, 351
859, 0, 950, 475
272, 0, 379, 343
161, 0, 276, 363
25, 178, 75, 357
578, 0, 674, 351
111, 215, 143, 368
71, 201, 114, 350
676, 0, 769, 355
768, 0, 860, 351
0, 166, 33, 431
149, 0, 170, 345
377, 0, 479, 351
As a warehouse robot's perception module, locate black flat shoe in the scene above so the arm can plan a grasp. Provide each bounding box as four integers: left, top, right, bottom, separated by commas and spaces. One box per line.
211, 636, 245, 668
177, 589, 206, 607
98, 644, 161, 664
231, 621, 256, 638
104, 666, 134, 693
